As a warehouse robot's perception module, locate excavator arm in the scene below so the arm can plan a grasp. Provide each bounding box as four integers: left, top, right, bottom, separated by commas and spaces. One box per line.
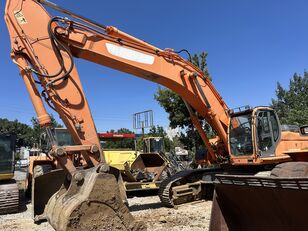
5, 0, 103, 174
4, 0, 231, 230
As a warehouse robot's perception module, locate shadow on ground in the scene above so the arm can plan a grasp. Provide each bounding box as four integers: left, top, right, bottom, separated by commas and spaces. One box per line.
129, 201, 163, 212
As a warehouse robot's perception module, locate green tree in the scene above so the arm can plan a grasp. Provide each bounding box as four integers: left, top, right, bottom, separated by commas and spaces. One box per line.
0, 118, 35, 147
154, 51, 214, 152
272, 72, 308, 125
189, 52, 211, 80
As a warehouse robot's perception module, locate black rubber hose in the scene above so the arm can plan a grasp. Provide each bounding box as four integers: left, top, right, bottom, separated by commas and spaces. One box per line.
30, 17, 74, 82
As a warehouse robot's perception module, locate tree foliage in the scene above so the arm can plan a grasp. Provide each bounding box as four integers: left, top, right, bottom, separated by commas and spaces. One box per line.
154, 51, 214, 151
189, 52, 211, 80
0, 115, 63, 148
272, 72, 308, 125
0, 118, 34, 147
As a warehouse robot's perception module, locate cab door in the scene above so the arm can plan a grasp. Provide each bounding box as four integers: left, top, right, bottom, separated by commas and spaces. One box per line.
256, 110, 280, 157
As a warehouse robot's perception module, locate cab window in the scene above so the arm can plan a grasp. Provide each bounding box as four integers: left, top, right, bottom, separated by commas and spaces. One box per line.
257, 111, 273, 152
270, 111, 279, 141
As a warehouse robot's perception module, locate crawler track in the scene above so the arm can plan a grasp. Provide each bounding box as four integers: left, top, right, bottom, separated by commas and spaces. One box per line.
158, 170, 195, 207
0, 181, 19, 215
158, 168, 221, 207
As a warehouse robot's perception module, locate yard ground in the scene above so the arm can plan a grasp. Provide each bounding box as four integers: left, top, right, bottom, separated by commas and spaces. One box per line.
0, 168, 212, 231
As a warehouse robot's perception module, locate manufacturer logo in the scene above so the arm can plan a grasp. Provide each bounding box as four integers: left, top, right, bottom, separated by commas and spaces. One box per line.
106, 43, 154, 65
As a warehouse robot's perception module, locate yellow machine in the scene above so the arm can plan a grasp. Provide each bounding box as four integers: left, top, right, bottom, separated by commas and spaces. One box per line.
104, 150, 137, 170
99, 133, 170, 192
0, 134, 19, 214
99, 132, 138, 171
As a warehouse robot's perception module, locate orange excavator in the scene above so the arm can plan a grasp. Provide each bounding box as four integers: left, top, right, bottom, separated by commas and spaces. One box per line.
4, 0, 308, 230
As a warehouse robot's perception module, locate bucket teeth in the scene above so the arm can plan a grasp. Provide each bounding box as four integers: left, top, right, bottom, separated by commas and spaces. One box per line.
45, 167, 146, 231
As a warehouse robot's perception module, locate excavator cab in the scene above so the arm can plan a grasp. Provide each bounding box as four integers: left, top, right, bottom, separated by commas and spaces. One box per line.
228, 107, 281, 164
143, 137, 164, 154
53, 128, 75, 147
211, 108, 308, 230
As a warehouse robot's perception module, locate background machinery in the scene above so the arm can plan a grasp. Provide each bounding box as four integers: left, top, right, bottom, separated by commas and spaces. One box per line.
0, 133, 19, 214
99, 133, 171, 192
4, 0, 308, 230
142, 136, 187, 175
30, 128, 71, 221
32, 128, 176, 219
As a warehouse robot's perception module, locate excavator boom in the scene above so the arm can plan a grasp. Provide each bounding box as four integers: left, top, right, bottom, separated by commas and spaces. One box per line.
4, 0, 230, 229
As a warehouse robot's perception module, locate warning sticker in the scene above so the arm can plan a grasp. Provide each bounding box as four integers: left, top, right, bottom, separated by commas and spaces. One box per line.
14, 11, 27, 25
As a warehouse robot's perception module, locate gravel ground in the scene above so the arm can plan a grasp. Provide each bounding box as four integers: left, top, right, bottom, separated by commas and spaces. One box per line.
0, 196, 212, 231
130, 196, 212, 231
0, 169, 212, 231
0, 203, 53, 231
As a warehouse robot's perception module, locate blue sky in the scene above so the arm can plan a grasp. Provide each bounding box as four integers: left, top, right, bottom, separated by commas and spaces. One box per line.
1, 0, 308, 132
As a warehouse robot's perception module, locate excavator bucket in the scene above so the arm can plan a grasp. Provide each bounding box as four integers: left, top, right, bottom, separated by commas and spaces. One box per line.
32, 168, 65, 221
209, 174, 308, 231
130, 153, 166, 180
44, 166, 145, 231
